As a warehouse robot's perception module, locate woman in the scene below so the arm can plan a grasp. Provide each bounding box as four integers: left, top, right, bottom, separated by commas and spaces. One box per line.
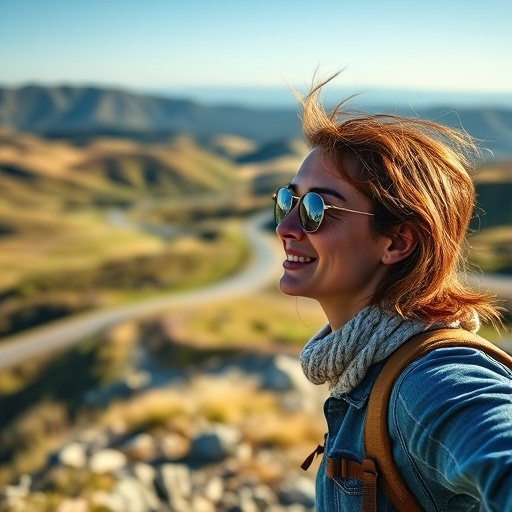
273, 74, 512, 511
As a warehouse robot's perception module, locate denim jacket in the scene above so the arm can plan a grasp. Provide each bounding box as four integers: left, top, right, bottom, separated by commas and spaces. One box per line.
315, 346, 512, 512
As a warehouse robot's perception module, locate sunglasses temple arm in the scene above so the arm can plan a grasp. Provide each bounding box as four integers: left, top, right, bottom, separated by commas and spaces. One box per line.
327, 205, 374, 216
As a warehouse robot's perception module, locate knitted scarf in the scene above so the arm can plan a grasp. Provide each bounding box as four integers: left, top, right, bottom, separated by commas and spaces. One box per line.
300, 306, 479, 397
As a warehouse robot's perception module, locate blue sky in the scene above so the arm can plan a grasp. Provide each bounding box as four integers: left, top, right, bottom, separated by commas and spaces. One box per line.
1, 0, 511, 101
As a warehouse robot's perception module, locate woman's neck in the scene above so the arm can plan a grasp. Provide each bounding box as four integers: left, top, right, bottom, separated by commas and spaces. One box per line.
321, 299, 371, 332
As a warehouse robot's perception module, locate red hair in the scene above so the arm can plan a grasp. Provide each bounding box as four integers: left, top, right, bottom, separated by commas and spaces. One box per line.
296, 73, 502, 327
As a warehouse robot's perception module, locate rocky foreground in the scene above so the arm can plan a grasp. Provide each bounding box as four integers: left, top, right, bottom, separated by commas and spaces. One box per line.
1, 352, 328, 512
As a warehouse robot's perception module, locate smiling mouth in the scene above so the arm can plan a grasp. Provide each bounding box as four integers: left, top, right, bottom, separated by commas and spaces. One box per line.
286, 254, 314, 263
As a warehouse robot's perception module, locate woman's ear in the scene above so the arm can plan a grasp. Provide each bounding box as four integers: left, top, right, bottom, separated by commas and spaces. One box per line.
381, 224, 418, 265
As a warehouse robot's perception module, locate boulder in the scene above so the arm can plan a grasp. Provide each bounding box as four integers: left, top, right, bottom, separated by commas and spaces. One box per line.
260, 355, 308, 392
190, 424, 241, 463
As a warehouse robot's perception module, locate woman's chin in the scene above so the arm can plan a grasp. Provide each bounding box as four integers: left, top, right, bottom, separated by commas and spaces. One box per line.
278, 275, 309, 298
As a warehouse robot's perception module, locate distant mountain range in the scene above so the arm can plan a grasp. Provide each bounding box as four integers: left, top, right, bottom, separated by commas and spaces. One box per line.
1, 84, 512, 158
0, 85, 298, 144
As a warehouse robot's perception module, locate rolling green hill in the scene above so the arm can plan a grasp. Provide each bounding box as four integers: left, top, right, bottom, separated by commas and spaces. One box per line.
0, 131, 237, 209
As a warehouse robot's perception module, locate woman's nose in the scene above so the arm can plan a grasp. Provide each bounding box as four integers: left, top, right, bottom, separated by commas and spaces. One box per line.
276, 205, 303, 240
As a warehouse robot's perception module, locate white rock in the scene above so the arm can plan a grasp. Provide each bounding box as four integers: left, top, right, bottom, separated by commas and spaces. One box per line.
115, 476, 160, 512
239, 496, 259, 512
58, 443, 87, 469
191, 495, 216, 512
203, 475, 224, 502
89, 449, 127, 474
155, 463, 191, 502
236, 442, 253, 461
131, 462, 156, 488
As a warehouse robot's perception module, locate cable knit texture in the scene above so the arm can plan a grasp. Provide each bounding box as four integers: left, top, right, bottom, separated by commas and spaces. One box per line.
300, 306, 480, 397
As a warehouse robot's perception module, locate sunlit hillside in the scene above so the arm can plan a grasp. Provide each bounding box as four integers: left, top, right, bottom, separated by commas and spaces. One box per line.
0, 131, 239, 209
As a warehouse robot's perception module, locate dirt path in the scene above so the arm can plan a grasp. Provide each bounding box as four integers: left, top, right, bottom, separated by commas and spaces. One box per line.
0, 210, 283, 370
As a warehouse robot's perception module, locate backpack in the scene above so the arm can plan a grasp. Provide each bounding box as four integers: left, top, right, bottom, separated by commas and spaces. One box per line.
301, 328, 512, 512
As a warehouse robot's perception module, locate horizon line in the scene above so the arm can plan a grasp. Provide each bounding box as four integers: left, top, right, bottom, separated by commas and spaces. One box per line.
1, 81, 511, 109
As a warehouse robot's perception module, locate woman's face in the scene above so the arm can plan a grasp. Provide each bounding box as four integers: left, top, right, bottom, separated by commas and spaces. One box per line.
276, 148, 392, 327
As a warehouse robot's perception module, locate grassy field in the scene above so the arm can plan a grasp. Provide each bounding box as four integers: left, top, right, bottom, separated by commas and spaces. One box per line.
0, 213, 250, 337
154, 288, 326, 349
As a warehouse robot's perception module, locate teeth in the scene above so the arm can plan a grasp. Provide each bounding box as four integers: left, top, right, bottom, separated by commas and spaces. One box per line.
287, 254, 312, 263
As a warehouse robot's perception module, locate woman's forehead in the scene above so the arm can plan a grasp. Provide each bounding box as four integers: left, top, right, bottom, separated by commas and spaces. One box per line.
293, 149, 357, 189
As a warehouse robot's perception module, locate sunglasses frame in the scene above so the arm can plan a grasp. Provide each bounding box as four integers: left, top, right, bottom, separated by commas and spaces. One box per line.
272, 187, 374, 233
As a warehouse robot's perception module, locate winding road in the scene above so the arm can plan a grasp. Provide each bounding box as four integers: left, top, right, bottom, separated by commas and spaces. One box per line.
0, 210, 283, 371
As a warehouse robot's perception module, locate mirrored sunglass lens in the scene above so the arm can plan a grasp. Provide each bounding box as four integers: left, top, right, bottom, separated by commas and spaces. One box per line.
275, 188, 293, 224
300, 193, 324, 232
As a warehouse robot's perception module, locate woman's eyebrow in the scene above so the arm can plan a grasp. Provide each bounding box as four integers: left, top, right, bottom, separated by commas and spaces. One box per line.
288, 183, 347, 202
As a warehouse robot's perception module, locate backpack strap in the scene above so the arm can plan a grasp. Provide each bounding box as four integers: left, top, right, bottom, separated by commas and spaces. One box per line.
302, 444, 378, 512
327, 457, 378, 512
364, 328, 512, 512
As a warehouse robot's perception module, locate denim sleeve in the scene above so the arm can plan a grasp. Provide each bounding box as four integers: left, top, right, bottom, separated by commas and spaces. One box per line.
390, 346, 512, 512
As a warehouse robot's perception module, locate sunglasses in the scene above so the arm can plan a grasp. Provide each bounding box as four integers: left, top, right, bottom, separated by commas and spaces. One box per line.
272, 187, 374, 233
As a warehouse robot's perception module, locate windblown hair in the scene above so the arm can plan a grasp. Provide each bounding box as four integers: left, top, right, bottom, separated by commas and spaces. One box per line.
297, 73, 502, 327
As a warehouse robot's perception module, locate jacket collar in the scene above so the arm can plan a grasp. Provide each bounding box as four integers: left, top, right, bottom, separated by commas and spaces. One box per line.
336, 360, 385, 409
